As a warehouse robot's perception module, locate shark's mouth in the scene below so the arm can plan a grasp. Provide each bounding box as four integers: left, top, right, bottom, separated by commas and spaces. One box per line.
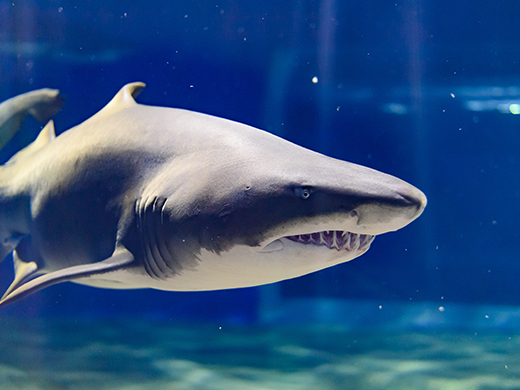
286, 231, 375, 252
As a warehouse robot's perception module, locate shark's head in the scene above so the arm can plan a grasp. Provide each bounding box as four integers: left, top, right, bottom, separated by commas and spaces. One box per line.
138, 123, 427, 291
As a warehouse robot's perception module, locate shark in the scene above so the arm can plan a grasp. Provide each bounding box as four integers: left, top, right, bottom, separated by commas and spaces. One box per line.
0, 87, 64, 151
0, 82, 426, 306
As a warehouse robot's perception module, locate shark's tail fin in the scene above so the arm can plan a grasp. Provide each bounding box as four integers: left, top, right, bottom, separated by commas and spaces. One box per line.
0, 88, 64, 151
26, 89, 65, 125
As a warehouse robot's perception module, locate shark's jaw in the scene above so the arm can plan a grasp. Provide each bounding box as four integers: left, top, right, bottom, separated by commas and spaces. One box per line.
284, 230, 374, 252
258, 230, 375, 257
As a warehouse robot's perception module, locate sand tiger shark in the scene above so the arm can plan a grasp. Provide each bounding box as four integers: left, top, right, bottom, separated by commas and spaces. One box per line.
0, 87, 64, 150
0, 82, 426, 306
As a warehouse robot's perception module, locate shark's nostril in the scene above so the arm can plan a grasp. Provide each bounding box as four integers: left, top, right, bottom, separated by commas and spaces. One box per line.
399, 190, 427, 210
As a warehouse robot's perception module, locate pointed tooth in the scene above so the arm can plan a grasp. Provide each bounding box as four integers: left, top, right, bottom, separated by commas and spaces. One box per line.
336, 231, 346, 249
322, 231, 333, 248
332, 231, 338, 250
345, 233, 352, 251
352, 234, 360, 250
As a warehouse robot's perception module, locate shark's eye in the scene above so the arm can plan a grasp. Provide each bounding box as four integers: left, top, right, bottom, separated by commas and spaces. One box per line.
294, 187, 312, 199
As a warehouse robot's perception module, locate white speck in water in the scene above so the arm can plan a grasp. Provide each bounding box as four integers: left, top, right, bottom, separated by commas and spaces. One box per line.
438, 306, 445, 312
450, 93, 455, 98
378, 305, 382, 309
58, 6, 63, 12
312, 76, 318, 83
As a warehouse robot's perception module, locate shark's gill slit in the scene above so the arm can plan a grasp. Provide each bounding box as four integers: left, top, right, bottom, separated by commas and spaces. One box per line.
141, 197, 172, 279
141, 196, 177, 279
286, 230, 374, 252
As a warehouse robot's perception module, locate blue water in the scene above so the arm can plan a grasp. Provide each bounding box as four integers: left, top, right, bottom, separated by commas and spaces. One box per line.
1, 1, 519, 388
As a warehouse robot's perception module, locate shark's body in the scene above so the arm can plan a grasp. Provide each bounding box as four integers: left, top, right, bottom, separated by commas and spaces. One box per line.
0, 82, 426, 306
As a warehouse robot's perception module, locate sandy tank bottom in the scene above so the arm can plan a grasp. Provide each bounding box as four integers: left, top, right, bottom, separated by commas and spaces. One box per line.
0, 317, 519, 390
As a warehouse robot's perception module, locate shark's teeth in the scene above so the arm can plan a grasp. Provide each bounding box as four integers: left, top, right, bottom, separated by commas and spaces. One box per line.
286, 231, 375, 252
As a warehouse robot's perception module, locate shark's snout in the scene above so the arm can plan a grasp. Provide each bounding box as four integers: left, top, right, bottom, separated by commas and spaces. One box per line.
351, 181, 427, 235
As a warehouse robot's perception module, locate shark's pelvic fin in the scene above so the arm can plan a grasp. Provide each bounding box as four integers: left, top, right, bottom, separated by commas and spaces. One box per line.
0, 247, 135, 307
96, 82, 146, 117
2, 250, 38, 300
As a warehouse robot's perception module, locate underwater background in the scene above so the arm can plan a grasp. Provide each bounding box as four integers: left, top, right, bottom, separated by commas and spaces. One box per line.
1, 1, 519, 389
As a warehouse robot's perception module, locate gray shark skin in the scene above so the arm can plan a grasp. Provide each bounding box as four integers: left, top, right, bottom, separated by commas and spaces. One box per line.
0, 82, 426, 306
0, 88, 64, 150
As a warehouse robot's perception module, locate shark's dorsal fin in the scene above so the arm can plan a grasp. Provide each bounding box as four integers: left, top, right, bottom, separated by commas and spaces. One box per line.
97, 82, 146, 117
4, 120, 55, 165
31, 119, 56, 148
0, 247, 135, 306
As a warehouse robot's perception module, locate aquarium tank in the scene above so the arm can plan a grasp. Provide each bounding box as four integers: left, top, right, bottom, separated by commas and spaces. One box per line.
0, 1, 519, 389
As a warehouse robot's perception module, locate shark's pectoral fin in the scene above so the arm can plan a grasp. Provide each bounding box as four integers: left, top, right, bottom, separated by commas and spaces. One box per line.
0, 247, 135, 307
